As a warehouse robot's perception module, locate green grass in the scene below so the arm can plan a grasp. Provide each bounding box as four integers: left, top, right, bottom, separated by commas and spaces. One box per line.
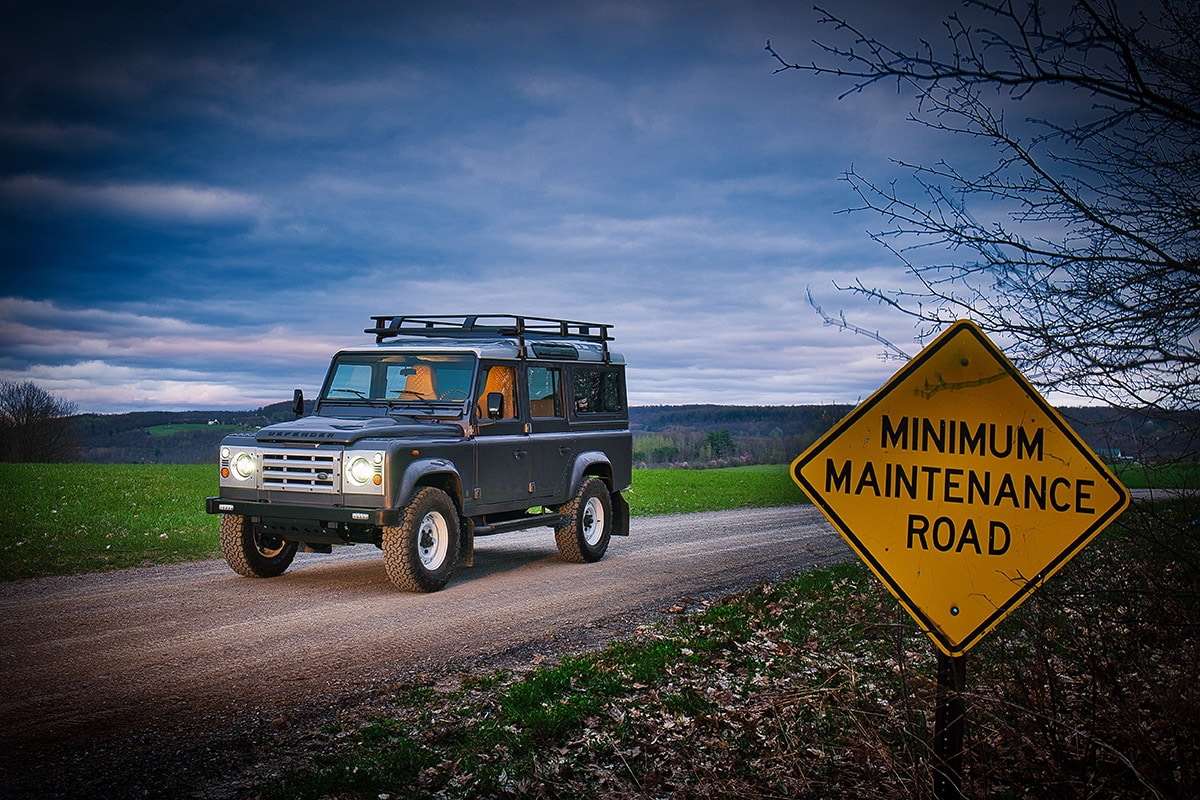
627, 464, 809, 515
0, 460, 1190, 582
1109, 460, 1199, 490
0, 463, 220, 581
0, 463, 810, 582
145, 423, 240, 437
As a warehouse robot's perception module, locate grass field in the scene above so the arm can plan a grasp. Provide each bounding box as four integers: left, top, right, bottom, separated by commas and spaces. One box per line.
0, 463, 808, 582
0, 463, 219, 581
145, 423, 241, 437
0, 460, 1191, 583
1110, 460, 1199, 489
622, 464, 807, 514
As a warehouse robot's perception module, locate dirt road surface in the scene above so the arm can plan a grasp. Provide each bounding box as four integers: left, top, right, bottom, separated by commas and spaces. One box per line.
0, 505, 847, 798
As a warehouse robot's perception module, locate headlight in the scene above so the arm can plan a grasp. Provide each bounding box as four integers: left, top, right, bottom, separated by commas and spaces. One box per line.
220, 447, 258, 483
347, 456, 373, 484
232, 452, 257, 480
345, 451, 384, 488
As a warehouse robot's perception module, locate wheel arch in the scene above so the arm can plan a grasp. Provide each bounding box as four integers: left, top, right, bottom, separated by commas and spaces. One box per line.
395, 458, 470, 557
564, 455, 628, 537
397, 458, 464, 514
567, 451, 614, 496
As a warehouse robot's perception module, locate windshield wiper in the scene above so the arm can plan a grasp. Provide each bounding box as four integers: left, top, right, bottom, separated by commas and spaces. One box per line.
328, 388, 370, 400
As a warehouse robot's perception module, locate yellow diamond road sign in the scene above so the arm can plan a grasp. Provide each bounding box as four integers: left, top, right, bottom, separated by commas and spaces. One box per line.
792, 320, 1130, 656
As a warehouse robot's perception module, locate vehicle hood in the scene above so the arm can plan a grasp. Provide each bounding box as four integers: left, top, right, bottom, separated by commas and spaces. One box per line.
254, 414, 463, 445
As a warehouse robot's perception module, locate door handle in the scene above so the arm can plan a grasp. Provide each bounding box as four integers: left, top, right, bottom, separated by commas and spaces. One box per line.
513, 449, 527, 459
558, 446, 572, 456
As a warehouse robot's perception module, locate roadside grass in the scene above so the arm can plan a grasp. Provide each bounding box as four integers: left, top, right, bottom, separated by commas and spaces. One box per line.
624, 464, 808, 514
0, 461, 1189, 582
0, 463, 219, 581
1110, 459, 1199, 490
0, 464, 806, 582
263, 499, 1200, 799
2, 463, 1197, 796
260, 496, 1200, 796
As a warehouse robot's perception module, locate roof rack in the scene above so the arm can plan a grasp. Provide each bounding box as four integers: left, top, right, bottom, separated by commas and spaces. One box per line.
365, 314, 614, 361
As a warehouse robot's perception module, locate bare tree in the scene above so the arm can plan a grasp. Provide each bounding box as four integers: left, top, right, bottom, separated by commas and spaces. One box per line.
767, 0, 1199, 422
0, 380, 79, 462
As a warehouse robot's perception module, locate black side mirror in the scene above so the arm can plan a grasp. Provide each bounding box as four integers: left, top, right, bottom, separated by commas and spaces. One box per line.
486, 391, 505, 420
292, 388, 304, 417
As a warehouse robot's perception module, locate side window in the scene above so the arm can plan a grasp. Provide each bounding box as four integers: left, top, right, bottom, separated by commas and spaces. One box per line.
572, 368, 624, 414
527, 366, 564, 418
475, 365, 518, 420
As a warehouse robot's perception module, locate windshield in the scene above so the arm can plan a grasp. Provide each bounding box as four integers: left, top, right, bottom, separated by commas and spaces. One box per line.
321, 353, 476, 409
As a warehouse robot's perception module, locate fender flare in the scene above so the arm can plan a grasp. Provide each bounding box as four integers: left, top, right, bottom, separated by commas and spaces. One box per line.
567, 451, 613, 497
565, 453, 629, 537
396, 458, 462, 512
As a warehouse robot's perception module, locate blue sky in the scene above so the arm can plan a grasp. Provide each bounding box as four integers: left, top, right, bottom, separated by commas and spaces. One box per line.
2, 0, 977, 414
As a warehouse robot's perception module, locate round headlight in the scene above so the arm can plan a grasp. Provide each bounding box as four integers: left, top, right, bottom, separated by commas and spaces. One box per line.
348, 456, 374, 485
232, 452, 256, 480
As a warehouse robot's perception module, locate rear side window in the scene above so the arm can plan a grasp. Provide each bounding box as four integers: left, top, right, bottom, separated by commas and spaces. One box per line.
528, 366, 564, 418
572, 367, 624, 414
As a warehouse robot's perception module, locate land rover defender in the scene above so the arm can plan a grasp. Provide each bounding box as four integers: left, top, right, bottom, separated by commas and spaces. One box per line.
205, 314, 632, 592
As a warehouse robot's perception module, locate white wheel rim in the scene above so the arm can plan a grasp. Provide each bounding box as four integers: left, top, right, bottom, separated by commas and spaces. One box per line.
417, 511, 450, 569
581, 496, 605, 547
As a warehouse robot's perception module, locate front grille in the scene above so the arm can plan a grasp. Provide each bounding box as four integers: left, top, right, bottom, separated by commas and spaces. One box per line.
261, 449, 341, 493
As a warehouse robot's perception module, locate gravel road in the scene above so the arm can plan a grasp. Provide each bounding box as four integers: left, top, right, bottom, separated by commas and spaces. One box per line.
0, 505, 847, 798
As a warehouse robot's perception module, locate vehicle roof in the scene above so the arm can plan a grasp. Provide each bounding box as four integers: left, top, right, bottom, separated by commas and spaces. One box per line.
335, 337, 625, 364
345, 314, 625, 364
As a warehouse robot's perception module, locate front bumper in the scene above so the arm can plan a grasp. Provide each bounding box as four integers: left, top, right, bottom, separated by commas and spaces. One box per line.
205, 496, 402, 527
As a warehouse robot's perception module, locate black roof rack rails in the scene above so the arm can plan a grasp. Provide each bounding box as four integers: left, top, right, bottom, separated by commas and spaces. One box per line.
365, 314, 614, 362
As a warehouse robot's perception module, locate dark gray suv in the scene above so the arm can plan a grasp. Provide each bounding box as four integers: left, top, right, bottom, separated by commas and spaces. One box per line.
205, 315, 632, 591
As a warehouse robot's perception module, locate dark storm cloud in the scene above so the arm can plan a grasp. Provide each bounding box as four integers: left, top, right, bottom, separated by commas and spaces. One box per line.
0, 1, 975, 412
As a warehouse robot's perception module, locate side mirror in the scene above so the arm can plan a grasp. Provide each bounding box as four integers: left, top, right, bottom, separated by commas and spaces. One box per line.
486, 392, 505, 420
292, 389, 304, 417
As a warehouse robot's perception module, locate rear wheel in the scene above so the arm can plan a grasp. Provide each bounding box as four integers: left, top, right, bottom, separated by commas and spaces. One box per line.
554, 478, 612, 563
382, 487, 461, 592
219, 514, 298, 578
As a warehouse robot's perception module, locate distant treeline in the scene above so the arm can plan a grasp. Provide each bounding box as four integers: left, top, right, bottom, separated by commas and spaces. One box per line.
631, 404, 852, 467
73, 403, 298, 464
633, 404, 1199, 467
68, 402, 1197, 466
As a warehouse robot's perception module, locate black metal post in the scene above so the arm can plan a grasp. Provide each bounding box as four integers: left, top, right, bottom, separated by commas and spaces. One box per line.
933, 651, 967, 800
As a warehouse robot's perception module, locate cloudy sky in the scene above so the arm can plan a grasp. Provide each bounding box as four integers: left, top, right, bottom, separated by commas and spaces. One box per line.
2, 0, 982, 414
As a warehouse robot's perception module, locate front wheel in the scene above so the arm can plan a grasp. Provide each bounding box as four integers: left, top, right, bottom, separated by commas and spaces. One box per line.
382, 487, 461, 592
554, 478, 612, 563
219, 514, 298, 578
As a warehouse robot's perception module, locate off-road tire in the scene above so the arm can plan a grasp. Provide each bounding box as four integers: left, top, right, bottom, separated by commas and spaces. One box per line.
219, 513, 298, 578
554, 477, 612, 563
382, 487, 461, 592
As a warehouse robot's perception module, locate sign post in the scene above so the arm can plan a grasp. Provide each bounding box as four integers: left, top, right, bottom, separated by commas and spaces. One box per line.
933, 652, 966, 800
791, 320, 1130, 795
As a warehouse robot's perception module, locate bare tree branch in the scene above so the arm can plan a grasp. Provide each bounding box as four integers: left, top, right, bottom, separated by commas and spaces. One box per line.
770, 0, 1200, 430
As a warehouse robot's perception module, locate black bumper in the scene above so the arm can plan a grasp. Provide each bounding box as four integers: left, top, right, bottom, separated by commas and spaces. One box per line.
205, 496, 402, 527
